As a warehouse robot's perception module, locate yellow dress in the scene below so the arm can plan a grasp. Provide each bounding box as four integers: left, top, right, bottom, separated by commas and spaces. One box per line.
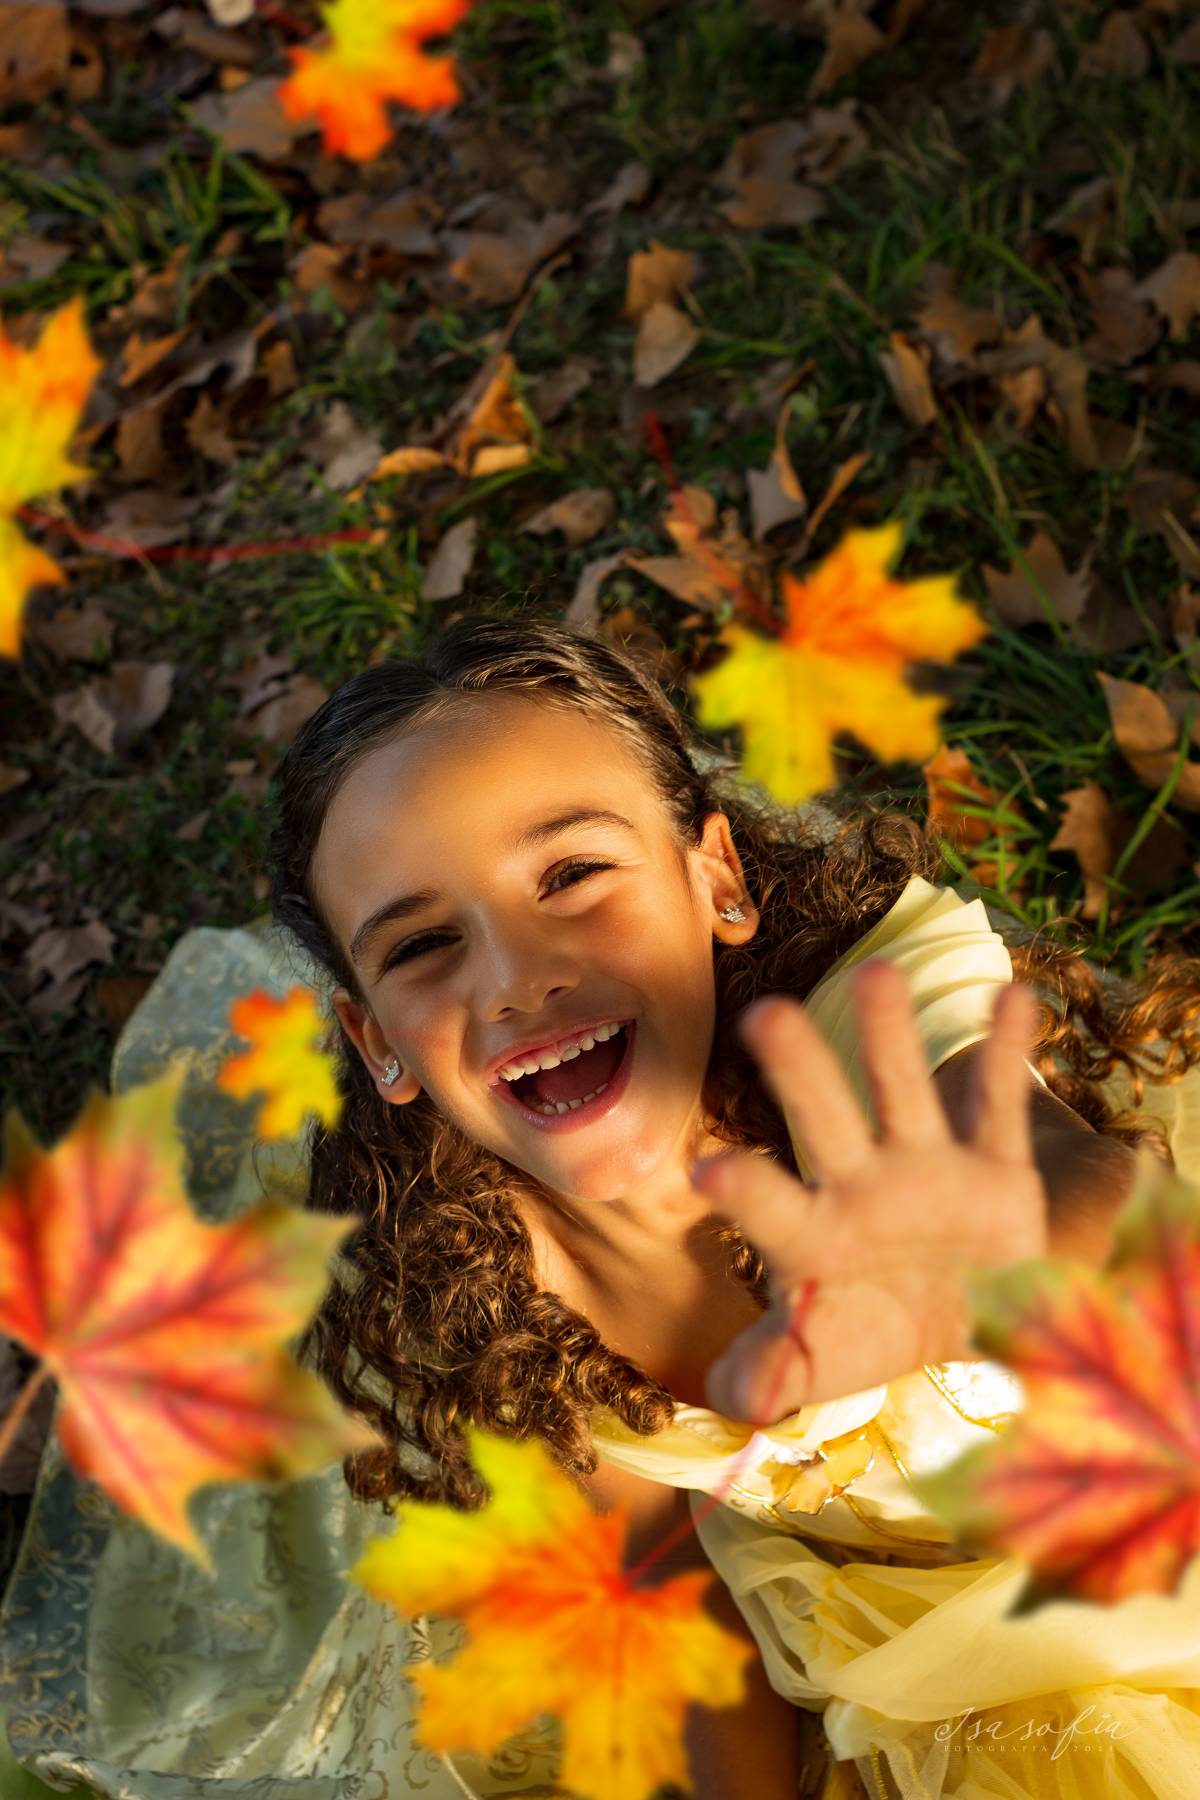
591, 876, 1200, 1799
2, 875, 1199, 1799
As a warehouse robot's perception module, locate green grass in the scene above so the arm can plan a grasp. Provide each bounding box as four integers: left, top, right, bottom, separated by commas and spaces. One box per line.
4, 0, 1200, 1141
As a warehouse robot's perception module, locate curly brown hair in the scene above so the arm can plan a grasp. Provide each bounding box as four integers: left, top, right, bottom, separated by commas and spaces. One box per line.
269, 608, 1200, 1514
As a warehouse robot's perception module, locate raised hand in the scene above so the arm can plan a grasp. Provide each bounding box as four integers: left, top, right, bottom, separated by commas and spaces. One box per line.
692, 957, 1047, 1425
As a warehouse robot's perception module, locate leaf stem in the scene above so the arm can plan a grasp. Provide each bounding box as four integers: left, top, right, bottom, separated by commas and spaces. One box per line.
0, 1361, 51, 1481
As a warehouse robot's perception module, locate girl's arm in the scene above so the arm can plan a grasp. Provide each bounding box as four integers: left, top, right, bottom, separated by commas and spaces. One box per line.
587, 1460, 805, 1800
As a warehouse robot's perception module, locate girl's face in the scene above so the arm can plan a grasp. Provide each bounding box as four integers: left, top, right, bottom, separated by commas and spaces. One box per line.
313, 691, 758, 1210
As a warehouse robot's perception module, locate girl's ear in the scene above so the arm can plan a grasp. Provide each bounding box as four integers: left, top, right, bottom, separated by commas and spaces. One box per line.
330, 988, 421, 1102
695, 812, 759, 943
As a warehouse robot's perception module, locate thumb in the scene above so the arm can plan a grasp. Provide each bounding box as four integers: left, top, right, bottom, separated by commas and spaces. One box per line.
705, 1288, 819, 1426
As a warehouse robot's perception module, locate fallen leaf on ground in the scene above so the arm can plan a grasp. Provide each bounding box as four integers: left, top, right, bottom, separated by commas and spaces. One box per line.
564, 550, 626, 632
278, 0, 472, 162
982, 531, 1092, 630
446, 210, 577, 306
716, 120, 827, 230
912, 265, 1004, 369
24, 598, 113, 663
810, 5, 886, 96
916, 1149, 1200, 1607
422, 516, 478, 599
633, 299, 700, 388
50, 660, 175, 756
627, 483, 770, 616
1095, 671, 1200, 809
0, 297, 101, 657
0, 1068, 376, 1566
218, 987, 342, 1139
624, 240, 697, 319
691, 521, 988, 805
1079, 266, 1159, 366
309, 400, 385, 491
1049, 781, 1189, 919
0, 2, 70, 105
1136, 252, 1200, 342
1080, 10, 1150, 79
521, 488, 616, 549
976, 316, 1101, 468
191, 75, 307, 161
353, 1428, 754, 1800
24, 919, 115, 1019
879, 331, 937, 427
747, 391, 808, 539
971, 24, 1055, 104
922, 743, 1025, 889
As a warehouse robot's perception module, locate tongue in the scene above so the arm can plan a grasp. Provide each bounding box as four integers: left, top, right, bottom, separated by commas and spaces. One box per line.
528, 1032, 625, 1105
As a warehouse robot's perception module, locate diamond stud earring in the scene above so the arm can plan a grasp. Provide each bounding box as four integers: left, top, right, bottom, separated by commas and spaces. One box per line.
719, 904, 746, 922
380, 1059, 400, 1087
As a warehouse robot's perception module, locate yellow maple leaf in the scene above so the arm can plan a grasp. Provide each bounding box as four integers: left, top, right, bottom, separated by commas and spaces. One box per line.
278, 0, 473, 164
690, 520, 989, 806
0, 296, 101, 659
353, 1429, 754, 1800
217, 987, 342, 1140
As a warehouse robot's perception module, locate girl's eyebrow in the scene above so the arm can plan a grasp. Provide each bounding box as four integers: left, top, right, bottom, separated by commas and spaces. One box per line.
349, 808, 639, 968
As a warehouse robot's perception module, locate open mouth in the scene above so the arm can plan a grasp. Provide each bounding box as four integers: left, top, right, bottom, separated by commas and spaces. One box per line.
492, 1021, 636, 1127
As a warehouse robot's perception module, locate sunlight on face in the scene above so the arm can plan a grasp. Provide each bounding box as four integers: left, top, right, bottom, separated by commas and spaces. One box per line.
312, 690, 736, 1210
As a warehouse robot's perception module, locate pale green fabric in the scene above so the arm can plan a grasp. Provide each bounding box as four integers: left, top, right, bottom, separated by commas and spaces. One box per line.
0, 917, 563, 1799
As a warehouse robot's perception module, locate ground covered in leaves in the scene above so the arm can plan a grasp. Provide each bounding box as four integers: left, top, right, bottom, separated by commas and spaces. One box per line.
4, 0, 1200, 1153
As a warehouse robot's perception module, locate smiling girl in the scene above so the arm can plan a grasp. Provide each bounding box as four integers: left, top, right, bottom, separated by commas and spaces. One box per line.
4, 610, 1200, 1800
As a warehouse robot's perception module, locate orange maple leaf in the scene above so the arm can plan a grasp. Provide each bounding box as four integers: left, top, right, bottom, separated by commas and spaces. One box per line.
217, 986, 342, 1140
0, 297, 101, 658
689, 521, 989, 807
0, 1069, 378, 1568
353, 1429, 754, 1800
917, 1146, 1200, 1609
278, 0, 473, 163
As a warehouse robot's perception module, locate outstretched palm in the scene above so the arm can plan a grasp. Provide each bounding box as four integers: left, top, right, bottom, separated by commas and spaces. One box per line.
693, 957, 1048, 1425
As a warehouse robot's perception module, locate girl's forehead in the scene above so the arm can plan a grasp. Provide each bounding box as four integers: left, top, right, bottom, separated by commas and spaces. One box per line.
311, 696, 659, 927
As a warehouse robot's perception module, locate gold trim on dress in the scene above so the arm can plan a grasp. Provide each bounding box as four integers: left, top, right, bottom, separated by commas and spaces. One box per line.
921, 1364, 1017, 1435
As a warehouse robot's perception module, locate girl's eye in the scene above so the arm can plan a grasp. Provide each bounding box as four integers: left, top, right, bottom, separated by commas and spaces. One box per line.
381, 859, 616, 970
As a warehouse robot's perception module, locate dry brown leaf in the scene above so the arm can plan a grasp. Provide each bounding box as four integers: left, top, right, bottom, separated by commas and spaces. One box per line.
237, 673, 328, 748
0, 2, 69, 105
1095, 671, 1200, 809
469, 444, 532, 476
0, 764, 29, 796
289, 242, 370, 314
810, 5, 886, 95
1050, 780, 1189, 918
189, 76, 304, 161
626, 485, 769, 614
1080, 11, 1150, 78
912, 266, 1003, 368
747, 392, 808, 539
101, 489, 201, 549
879, 331, 936, 426
625, 240, 697, 319
521, 488, 616, 549
590, 161, 652, 216
982, 532, 1092, 629
0, 233, 71, 289
1135, 252, 1200, 341
370, 446, 447, 481
717, 120, 828, 229
1122, 466, 1200, 576
452, 353, 535, 474
318, 189, 443, 257
422, 518, 478, 601
1044, 174, 1115, 264
1079, 266, 1159, 365
447, 212, 577, 306
971, 24, 1055, 103
1144, 360, 1200, 397
155, 5, 258, 63
1170, 586, 1200, 673
116, 401, 167, 484
25, 599, 113, 663
309, 401, 384, 492
1172, 16, 1200, 60
563, 551, 626, 632
633, 299, 700, 388
977, 317, 1100, 467
185, 391, 239, 465
262, 339, 298, 397
51, 661, 175, 755
529, 356, 594, 422
176, 809, 210, 844
922, 743, 1024, 888
117, 327, 190, 388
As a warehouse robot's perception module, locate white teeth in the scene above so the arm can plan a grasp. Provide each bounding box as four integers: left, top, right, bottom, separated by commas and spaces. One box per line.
530, 1081, 609, 1116
497, 1019, 626, 1084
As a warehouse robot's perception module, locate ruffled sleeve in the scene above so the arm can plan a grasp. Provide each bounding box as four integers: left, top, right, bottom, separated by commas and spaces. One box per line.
789, 875, 1049, 1183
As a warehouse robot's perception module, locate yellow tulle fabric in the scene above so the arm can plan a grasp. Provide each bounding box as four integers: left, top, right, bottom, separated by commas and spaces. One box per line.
591, 876, 1200, 1799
